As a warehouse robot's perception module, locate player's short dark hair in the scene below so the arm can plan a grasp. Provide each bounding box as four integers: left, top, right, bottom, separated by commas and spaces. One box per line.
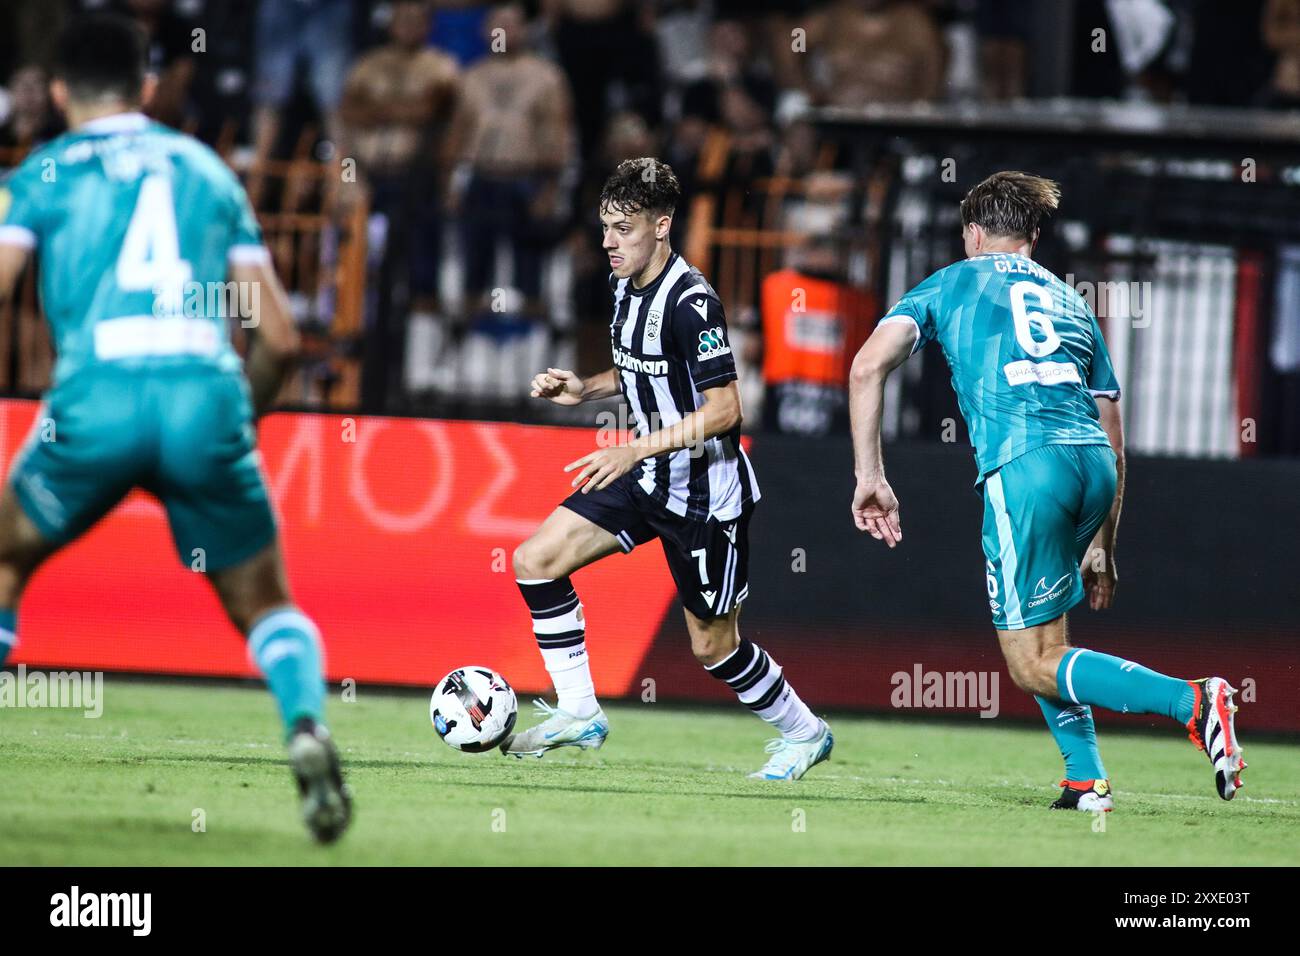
599, 158, 682, 219
959, 171, 1061, 241
54, 14, 148, 103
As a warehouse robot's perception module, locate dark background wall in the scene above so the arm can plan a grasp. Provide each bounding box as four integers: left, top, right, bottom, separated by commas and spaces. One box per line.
638, 435, 1300, 733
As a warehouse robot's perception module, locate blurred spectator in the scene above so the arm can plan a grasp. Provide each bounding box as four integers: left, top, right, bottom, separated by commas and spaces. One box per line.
180, 2, 257, 149
1069, 0, 1124, 98
1072, 0, 1191, 102
773, 119, 833, 179
571, 111, 657, 371
680, 20, 777, 132
664, 17, 779, 235
0, 1, 68, 84
249, 0, 356, 205
977, 0, 1030, 100
450, 3, 574, 321
803, 0, 947, 106
119, 0, 200, 128
546, 0, 662, 163
654, 0, 712, 86
1260, 0, 1300, 108
0, 66, 64, 151
341, 0, 461, 314
712, 0, 814, 110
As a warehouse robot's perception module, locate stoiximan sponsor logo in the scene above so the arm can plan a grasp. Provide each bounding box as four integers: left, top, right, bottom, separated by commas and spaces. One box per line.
697, 327, 731, 362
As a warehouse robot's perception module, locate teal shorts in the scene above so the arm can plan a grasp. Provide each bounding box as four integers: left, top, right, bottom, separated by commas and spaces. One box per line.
980, 443, 1116, 630
8, 366, 277, 571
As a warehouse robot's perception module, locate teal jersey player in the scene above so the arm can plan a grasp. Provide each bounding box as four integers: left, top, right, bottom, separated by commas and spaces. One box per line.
849, 171, 1245, 811
877, 250, 1122, 631
0, 113, 261, 388
879, 251, 1121, 485
0, 112, 273, 566
0, 12, 351, 843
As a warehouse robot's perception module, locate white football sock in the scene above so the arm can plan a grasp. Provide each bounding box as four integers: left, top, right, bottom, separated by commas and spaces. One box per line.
707, 640, 822, 741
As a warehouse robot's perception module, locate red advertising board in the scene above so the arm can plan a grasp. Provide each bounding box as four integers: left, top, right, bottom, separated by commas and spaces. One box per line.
3, 401, 678, 694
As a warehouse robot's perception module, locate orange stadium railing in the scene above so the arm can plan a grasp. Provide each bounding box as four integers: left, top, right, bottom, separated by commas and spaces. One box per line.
682, 129, 876, 320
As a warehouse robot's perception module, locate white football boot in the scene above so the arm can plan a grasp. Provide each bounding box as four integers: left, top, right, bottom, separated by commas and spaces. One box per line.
748, 720, 834, 780
1187, 677, 1247, 800
499, 698, 609, 758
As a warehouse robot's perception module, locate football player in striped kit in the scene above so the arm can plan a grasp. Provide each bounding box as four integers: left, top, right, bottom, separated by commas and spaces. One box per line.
504, 158, 832, 780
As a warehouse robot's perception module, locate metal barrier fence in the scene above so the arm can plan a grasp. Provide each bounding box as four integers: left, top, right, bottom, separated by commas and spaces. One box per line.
805, 102, 1300, 459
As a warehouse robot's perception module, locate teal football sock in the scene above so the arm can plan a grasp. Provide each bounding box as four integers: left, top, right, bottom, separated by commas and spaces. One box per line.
1057, 648, 1195, 724
0, 607, 15, 668
247, 607, 325, 735
1036, 695, 1106, 781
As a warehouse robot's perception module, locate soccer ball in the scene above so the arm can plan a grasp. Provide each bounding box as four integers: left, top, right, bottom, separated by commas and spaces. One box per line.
430, 666, 518, 753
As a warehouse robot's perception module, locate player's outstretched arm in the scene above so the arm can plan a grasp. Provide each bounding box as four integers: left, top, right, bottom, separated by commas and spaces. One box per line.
529, 367, 618, 405
1083, 397, 1125, 609
848, 322, 917, 547
565, 381, 743, 494
0, 244, 30, 311
232, 258, 300, 418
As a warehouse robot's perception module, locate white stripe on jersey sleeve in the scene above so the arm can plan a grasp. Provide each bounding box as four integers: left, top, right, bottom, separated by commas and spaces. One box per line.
228, 244, 272, 266
0, 225, 37, 249
877, 313, 923, 354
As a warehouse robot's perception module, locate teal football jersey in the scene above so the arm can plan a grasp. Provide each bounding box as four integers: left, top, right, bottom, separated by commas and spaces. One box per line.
880, 252, 1120, 481
0, 112, 265, 386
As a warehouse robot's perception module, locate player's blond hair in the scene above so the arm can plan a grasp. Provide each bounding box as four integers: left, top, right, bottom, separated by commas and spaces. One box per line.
959, 171, 1061, 241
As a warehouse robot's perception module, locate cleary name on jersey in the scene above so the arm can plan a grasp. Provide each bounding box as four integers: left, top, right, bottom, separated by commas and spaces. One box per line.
0, 112, 268, 387
610, 253, 759, 521
880, 252, 1120, 482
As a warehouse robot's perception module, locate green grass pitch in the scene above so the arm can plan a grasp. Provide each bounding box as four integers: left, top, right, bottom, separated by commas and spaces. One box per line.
1, 677, 1297, 866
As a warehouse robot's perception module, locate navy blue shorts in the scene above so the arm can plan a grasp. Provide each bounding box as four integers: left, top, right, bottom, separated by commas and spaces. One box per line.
562, 474, 752, 621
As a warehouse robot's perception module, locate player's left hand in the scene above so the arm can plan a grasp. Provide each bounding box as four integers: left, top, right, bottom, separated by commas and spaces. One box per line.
1081, 552, 1117, 610
852, 477, 902, 547
565, 445, 642, 494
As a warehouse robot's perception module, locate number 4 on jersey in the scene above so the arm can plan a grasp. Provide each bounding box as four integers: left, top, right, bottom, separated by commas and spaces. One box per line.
115, 173, 192, 313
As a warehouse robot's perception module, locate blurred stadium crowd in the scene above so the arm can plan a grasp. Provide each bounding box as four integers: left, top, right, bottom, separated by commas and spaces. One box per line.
1, 1, 1298, 457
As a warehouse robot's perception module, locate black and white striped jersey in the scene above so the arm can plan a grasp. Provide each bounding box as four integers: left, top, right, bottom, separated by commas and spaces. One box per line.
609, 253, 760, 521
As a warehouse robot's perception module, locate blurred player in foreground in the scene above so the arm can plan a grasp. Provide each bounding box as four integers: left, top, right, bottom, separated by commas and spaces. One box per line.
507, 158, 833, 780
847, 171, 1244, 810
0, 15, 351, 842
